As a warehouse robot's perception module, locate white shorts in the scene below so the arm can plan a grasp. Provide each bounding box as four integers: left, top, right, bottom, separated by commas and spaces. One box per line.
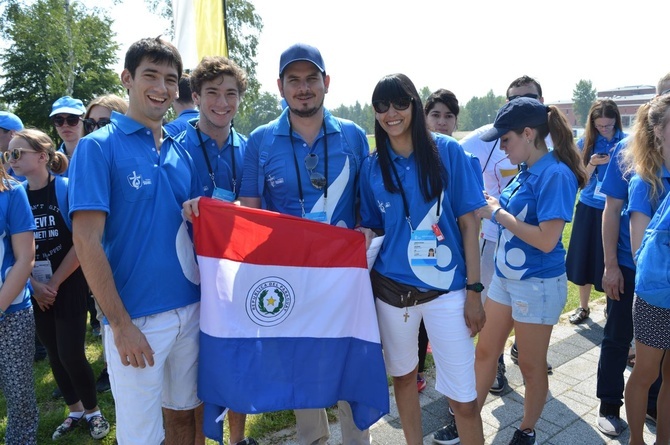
480, 238, 496, 303
105, 302, 201, 445
375, 289, 476, 403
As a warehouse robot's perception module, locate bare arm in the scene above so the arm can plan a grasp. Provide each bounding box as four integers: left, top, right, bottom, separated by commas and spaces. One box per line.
72, 210, 154, 368
0, 232, 34, 312
458, 211, 485, 337
47, 246, 80, 290
629, 211, 651, 266
476, 196, 565, 253
602, 196, 624, 300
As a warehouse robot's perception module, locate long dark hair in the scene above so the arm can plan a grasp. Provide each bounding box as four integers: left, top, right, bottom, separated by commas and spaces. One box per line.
581, 99, 622, 165
372, 73, 445, 201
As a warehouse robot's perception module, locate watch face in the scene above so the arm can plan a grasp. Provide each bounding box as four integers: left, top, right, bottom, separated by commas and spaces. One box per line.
468, 283, 484, 292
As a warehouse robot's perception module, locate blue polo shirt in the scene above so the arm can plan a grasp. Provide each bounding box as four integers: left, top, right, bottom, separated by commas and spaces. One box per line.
68, 111, 202, 320
164, 108, 199, 137
360, 134, 485, 291
495, 152, 578, 280
635, 192, 670, 309
600, 139, 634, 270
240, 108, 369, 228
175, 119, 246, 198
577, 129, 626, 209
1, 180, 36, 314
628, 166, 670, 218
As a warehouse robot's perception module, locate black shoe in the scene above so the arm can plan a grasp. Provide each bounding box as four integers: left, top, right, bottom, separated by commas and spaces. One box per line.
433, 417, 459, 444
510, 343, 553, 374
96, 368, 111, 393
52, 386, 63, 399
509, 428, 537, 445
489, 360, 507, 394
233, 438, 258, 445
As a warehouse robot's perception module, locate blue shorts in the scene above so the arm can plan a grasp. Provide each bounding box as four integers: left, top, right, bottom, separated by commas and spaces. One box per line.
488, 273, 568, 325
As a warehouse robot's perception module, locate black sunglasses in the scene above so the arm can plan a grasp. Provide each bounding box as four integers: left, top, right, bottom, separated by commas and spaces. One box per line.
372, 97, 413, 114
508, 93, 539, 101
304, 153, 327, 190
52, 115, 82, 127
83, 118, 111, 134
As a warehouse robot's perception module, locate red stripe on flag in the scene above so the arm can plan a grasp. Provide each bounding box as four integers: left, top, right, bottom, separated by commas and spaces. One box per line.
193, 197, 367, 268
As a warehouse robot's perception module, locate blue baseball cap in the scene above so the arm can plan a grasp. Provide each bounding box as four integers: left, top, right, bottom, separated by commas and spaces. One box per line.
279, 43, 325, 77
0, 111, 24, 131
49, 96, 86, 117
480, 97, 549, 142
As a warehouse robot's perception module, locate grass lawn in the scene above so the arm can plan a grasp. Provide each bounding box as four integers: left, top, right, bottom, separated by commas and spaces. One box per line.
0, 191, 600, 443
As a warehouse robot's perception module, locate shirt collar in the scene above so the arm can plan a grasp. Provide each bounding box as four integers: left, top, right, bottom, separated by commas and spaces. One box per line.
525, 151, 557, 176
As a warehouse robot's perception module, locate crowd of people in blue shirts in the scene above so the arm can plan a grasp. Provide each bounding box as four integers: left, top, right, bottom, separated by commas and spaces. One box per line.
0, 36, 668, 445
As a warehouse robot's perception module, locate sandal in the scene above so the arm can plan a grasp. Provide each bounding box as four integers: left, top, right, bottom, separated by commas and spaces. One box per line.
569, 307, 590, 325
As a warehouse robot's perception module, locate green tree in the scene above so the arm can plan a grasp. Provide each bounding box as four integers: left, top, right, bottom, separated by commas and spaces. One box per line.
0, 0, 121, 136
144, 0, 263, 122
572, 79, 596, 127
459, 90, 505, 131
233, 91, 281, 135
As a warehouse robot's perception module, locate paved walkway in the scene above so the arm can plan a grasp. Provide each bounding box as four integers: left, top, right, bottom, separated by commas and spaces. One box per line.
265, 297, 658, 444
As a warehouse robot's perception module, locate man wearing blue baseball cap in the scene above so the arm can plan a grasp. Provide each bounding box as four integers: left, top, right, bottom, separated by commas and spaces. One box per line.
50, 96, 86, 168
240, 43, 373, 445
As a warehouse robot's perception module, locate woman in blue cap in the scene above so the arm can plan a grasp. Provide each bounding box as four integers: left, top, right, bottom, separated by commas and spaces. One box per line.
49, 96, 85, 171
623, 94, 670, 445
474, 97, 586, 445
359, 73, 486, 444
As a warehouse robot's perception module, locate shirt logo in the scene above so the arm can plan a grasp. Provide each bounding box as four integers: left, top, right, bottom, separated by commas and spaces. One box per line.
127, 171, 152, 190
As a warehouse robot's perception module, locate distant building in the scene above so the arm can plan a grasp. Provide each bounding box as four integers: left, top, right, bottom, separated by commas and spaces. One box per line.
549, 85, 654, 133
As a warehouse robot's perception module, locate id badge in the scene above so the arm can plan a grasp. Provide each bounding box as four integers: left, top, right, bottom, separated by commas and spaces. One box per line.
410, 230, 437, 266
304, 211, 327, 223
212, 187, 236, 202
33, 259, 53, 284
593, 180, 606, 201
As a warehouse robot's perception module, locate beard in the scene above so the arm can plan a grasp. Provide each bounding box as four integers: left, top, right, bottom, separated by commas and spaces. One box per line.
289, 96, 325, 118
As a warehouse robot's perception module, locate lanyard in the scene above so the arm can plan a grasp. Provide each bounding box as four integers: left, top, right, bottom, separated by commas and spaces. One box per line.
389, 156, 441, 232
195, 126, 237, 197
289, 119, 328, 217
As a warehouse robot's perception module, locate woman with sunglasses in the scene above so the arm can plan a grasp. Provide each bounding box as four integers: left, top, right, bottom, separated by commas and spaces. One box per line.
623, 94, 670, 445
359, 73, 486, 445
565, 99, 626, 325
0, 137, 38, 444
49, 96, 86, 167
83, 94, 128, 136
8, 129, 111, 440
474, 98, 586, 445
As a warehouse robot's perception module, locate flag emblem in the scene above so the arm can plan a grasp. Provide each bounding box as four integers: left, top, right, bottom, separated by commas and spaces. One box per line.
247, 277, 294, 326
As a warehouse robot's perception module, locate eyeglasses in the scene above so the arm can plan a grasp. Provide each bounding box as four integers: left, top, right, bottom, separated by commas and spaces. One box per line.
660, 88, 670, 96
304, 153, 327, 190
508, 93, 539, 101
2, 148, 40, 163
372, 97, 413, 114
83, 118, 111, 134
595, 124, 615, 130
52, 115, 82, 127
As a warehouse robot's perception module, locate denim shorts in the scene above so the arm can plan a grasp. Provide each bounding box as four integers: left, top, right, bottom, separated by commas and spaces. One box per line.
488, 273, 568, 325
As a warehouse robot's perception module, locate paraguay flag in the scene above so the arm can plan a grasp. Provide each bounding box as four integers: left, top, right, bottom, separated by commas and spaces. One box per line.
193, 198, 389, 442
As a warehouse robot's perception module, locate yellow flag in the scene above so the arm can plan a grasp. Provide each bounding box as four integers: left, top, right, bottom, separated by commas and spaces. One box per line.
173, 0, 228, 70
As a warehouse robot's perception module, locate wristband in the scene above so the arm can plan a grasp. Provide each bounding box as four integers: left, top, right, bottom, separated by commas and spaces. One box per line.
491, 207, 503, 226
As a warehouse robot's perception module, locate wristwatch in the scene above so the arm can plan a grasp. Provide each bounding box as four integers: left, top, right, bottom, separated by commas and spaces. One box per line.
466, 282, 485, 293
